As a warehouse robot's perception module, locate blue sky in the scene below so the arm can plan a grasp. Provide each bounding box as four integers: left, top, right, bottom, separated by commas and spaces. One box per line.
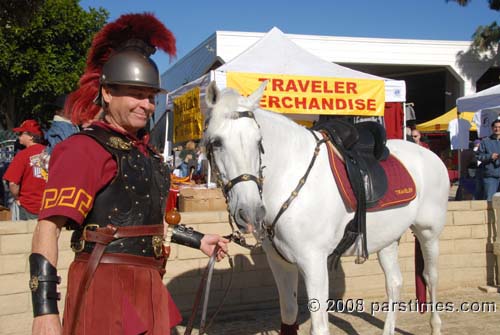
80, 0, 498, 73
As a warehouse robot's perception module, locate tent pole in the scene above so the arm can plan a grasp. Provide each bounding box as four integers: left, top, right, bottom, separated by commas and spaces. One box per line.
403, 102, 407, 140
162, 97, 171, 162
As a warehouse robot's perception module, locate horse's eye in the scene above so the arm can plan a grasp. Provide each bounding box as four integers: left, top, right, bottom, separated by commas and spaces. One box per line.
211, 138, 223, 148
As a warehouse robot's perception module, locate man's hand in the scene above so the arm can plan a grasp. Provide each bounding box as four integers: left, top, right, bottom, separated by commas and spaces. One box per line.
200, 234, 230, 261
32, 314, 62, 335
492, 153, 499, 161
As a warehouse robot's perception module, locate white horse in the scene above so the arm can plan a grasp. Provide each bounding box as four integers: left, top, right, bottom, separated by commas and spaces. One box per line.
203, 81, 448, 335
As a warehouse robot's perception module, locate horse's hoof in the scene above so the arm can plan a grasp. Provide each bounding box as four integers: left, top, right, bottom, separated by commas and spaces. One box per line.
280, 322, 299, 335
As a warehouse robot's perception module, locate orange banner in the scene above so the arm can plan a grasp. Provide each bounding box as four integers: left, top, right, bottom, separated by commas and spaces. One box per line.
226, 72, 385, 116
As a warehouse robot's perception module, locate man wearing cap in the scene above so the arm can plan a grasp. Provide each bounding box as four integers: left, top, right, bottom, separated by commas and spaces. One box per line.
30, 13, 228, 335
3, 120, 47, 220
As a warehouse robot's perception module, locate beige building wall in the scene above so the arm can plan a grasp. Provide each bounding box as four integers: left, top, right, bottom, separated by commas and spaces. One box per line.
0, 201, 497, 335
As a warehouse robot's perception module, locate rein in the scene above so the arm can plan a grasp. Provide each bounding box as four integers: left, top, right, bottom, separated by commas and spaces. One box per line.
184, 244, 234, 335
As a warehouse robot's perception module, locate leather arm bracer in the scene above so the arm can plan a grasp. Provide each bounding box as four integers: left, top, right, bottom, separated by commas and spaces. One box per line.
171, 224, 204, 249
29, 253, 61, 317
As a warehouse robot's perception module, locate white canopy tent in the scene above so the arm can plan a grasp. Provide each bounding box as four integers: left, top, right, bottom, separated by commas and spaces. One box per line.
455, 84, 500, 139
213, 27, 406, 103
452, 84, 500, 191
457, 84, 500, 113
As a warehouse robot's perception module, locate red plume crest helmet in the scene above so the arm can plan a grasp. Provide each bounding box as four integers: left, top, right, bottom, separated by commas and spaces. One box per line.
65, 13, 176, 125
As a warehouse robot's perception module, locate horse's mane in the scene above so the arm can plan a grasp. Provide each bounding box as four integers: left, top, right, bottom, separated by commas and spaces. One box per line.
254, 107, 311, 141
255, 107, 304, 129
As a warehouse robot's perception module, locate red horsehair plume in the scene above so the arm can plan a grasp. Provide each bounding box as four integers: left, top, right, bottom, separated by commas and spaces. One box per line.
65, 13, 176, 124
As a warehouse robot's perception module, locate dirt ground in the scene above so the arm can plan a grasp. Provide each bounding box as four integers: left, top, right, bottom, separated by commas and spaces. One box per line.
173, 287, 499, 334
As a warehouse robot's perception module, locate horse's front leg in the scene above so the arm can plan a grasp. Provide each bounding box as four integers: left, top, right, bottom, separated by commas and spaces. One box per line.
264, 242, 300, 335
298, 253, 330, 335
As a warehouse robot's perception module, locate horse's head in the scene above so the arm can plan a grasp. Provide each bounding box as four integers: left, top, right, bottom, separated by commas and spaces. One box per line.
204, 81, 267, 234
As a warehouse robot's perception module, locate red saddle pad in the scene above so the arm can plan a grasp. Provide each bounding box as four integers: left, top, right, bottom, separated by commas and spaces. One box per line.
326, 141, 416, 212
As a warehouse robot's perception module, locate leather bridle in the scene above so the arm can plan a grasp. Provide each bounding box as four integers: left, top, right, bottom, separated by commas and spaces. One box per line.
205, 111, 327, 253
205, 110, 265, 249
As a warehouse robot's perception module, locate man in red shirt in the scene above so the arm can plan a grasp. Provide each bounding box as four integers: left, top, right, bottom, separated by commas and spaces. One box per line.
3, 119, 47, 220
29, 13, 228, 335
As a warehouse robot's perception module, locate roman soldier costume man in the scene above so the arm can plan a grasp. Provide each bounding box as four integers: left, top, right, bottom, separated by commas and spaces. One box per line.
30, 13, 228, 335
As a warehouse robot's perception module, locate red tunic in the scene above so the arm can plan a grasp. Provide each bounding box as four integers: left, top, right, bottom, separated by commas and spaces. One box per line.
3, 143, 47, 214
39, 122, 181, 334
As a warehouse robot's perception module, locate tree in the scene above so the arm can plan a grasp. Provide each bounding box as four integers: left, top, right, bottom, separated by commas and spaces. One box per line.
0, 0, 108, 129
0, 0, 44, 27
447, 0, 500, 52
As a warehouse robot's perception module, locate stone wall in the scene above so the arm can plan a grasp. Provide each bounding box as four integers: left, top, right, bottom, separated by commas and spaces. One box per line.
0, 201, 497, 335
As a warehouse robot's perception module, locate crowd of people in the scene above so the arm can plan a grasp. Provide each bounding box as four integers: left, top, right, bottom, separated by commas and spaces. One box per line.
172, 139, 207, 180
1, 96, 80, 220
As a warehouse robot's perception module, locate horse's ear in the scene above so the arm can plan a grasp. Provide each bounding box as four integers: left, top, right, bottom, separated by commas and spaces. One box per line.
205, 81, 220, 107
247, 80, 268, 109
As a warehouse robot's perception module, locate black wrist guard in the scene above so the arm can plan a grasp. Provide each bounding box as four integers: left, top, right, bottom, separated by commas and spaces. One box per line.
171, 224, 204, 249
29, 253, 61, 317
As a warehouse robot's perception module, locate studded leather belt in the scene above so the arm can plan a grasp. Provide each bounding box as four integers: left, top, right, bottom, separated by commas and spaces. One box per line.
71, 224, 165, 257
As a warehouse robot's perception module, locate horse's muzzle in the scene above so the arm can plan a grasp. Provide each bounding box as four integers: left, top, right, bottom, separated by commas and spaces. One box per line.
236, 205, 266, 233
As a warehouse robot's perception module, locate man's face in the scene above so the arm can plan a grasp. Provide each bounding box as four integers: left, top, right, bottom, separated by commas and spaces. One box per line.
492, 122, 500, 136
411, 131, 421, 142
102, 85, 157, 134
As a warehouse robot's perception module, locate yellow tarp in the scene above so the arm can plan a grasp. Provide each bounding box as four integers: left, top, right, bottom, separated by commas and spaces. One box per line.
416, 107, 476, 132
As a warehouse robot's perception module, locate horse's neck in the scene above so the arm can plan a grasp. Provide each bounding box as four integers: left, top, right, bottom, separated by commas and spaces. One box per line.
254, 109, 316, 180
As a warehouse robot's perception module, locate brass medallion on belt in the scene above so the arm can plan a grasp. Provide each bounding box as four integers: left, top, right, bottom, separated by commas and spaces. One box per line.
152, 235, 164, 258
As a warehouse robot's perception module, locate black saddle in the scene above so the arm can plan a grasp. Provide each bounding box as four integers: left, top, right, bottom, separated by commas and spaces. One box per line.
313, 119, 389, 207
312, 119, 391, 268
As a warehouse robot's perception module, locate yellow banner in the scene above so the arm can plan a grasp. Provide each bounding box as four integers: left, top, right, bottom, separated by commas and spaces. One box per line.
173, 87, 203, 143
226, 72, 385, 116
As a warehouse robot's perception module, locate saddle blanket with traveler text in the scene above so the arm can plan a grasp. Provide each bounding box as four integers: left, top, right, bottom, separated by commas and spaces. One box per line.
326, 141, 416, 212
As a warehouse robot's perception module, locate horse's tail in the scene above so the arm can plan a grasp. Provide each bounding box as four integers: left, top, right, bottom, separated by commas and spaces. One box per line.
414, 236, 427, 313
